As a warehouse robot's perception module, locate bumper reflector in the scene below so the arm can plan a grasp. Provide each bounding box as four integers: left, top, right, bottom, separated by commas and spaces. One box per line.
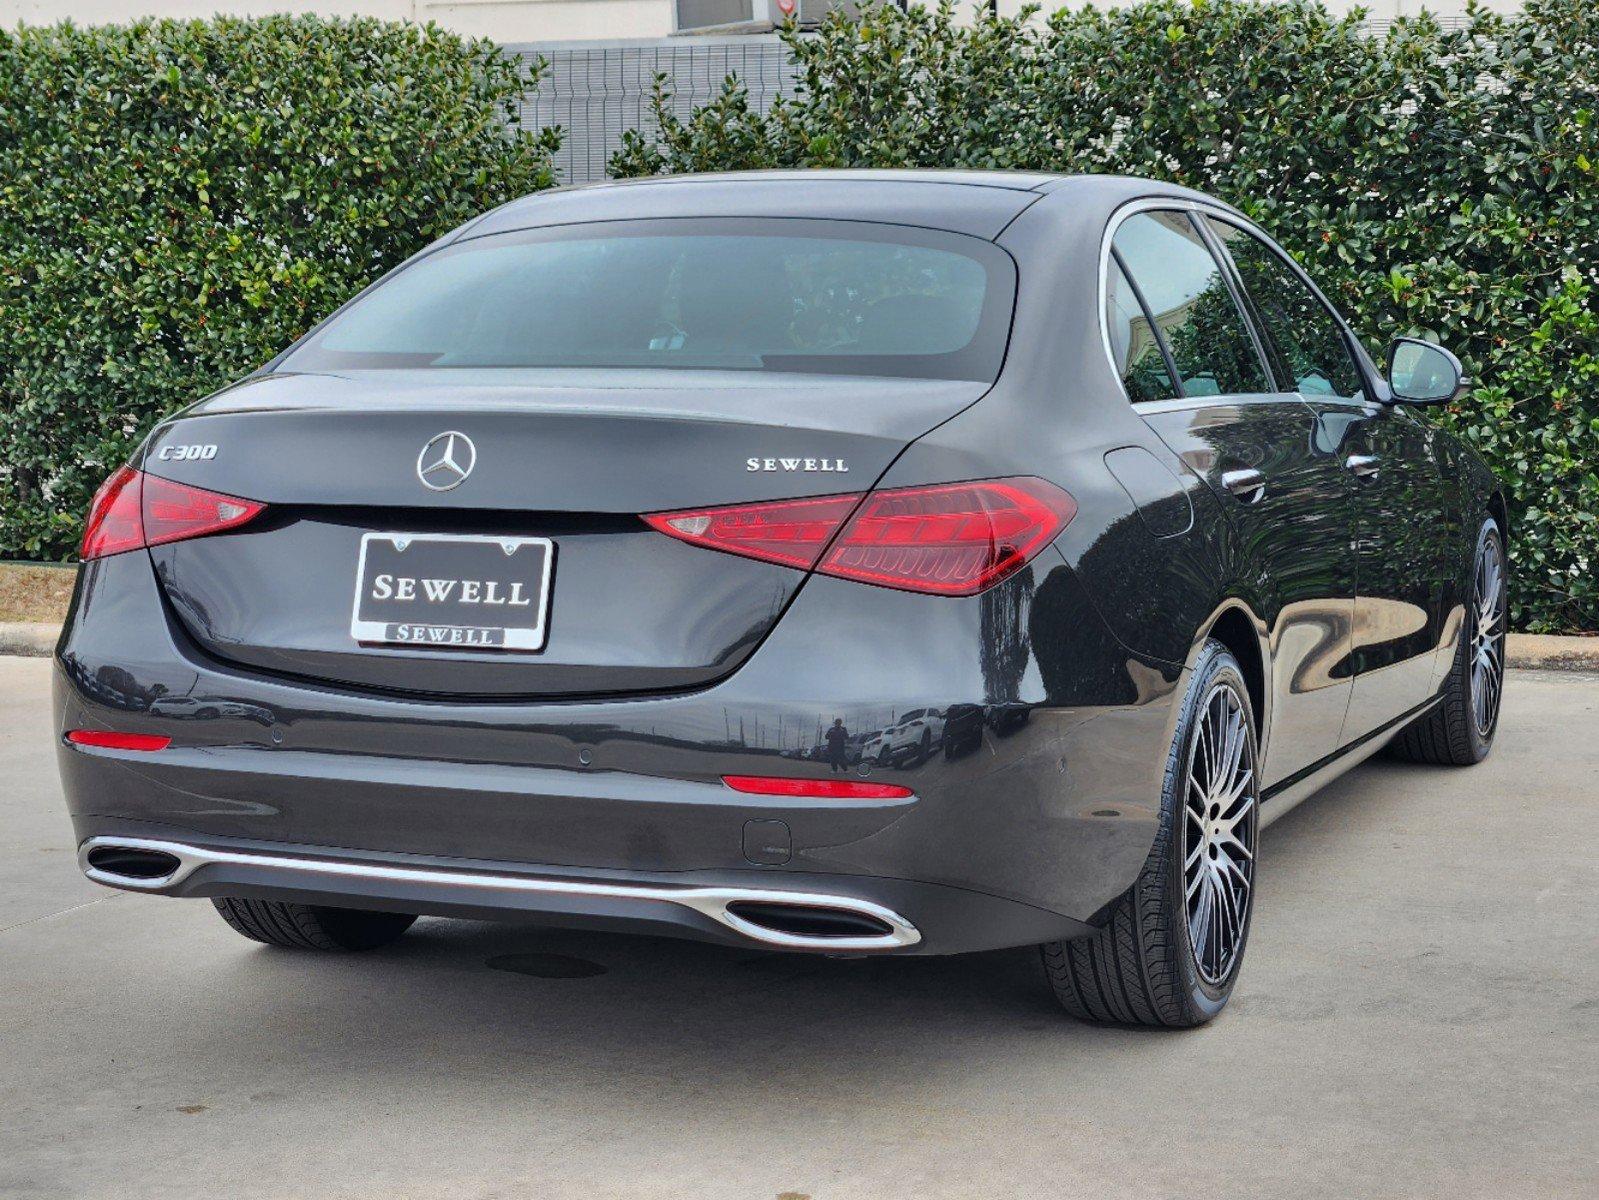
66, 730, 172, 752
721, 775, 913, 799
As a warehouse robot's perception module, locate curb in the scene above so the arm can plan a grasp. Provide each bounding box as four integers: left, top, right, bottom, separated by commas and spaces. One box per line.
2, 624, 1597, 668
1505, 633, 1599, 672
0, 623, 60, 658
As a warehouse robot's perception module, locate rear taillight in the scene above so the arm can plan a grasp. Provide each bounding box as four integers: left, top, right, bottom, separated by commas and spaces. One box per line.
80, 468, 264, 560
80, 466, 144, 560
142, 473, 264, 548
645, 477, 1075, 596
642, 493, 861, 572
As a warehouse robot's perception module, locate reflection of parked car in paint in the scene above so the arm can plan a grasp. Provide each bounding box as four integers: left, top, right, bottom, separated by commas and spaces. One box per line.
864, 709, 946, 765
941, 704, 986, 759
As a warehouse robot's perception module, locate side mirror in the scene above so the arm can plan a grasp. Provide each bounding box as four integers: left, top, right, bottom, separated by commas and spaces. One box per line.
1385, 337, 1468, 406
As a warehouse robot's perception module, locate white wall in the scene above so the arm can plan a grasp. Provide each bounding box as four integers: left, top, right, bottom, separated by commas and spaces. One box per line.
1, 0, 413, 21
423, 0, 672, 41
1, 0, 1518, 40
0, 0, 675, 39
994, 0, 1520, 19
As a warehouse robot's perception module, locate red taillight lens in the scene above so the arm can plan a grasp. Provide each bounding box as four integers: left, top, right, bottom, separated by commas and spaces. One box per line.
721, 775, 913, 799
647, 477, 1075, 596
80, 466, 144, 560
80, 468, 265, 560
822, 478, 1076, 595
66, 729, 171, 752
142, 474, 265, 548
643, 492, 862, 572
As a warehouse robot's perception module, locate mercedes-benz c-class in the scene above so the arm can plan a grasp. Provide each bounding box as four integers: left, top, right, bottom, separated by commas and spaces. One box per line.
55, 171, 1507, 1026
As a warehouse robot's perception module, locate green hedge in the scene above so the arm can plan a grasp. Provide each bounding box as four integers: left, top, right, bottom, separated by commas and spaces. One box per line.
613, 0, 1599, 633
0, 16, 559, 560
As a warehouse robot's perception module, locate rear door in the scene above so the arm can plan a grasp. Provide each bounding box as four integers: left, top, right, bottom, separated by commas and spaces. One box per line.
1203, 216, 1450, 739
1111, 208, 1356, 787
1331, 404, 1456, 735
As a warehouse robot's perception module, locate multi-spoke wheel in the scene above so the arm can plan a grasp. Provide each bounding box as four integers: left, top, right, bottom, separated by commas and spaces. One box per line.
1182, 683, 1257, 986
1042, 638, 1259, 1027
1389, 516, 1507, 766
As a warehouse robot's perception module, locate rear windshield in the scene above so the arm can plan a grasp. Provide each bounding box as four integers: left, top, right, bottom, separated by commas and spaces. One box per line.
279, 220, 1015, 381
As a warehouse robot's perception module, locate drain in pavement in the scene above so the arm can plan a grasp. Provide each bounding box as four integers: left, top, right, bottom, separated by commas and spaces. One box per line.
486, 953, 608, 979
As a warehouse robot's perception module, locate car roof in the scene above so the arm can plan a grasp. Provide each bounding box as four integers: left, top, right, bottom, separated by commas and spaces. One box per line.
457, 170, 1230, 243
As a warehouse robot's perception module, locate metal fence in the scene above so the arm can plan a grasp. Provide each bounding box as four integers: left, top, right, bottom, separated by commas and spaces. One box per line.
508, 36, 797, 185
511, 16, 1478, 187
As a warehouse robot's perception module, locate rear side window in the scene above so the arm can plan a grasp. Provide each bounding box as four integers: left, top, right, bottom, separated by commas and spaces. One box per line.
1205, 217, 1365, 401
280, 222, 1015, 382
1105, 259, 1179, 402
1111, 212, 1268, 397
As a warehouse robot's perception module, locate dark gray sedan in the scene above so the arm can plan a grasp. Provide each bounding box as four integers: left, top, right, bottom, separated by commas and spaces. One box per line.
56, 171, 1505, 1026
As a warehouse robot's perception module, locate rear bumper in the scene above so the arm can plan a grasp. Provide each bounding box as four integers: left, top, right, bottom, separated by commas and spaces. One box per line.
73, 828, 1092, 955
55, 547, 1182, 953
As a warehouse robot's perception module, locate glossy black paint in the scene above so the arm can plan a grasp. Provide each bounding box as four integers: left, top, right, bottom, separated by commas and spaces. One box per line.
54, 170, 1503, 953
144, 372, 990, 697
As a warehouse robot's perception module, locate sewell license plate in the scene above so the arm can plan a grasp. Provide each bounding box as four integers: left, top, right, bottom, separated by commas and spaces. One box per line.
350, 533, 554, 651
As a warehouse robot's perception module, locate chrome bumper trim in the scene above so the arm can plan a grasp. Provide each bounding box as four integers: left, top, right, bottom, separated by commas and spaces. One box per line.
77, 836, 922, 952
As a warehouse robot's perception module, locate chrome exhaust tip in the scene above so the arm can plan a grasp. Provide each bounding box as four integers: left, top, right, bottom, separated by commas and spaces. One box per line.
80, 841, 188, 888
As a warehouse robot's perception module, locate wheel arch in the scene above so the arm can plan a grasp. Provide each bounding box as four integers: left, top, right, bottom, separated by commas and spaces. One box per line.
1486, 489, 1509, 542
1195, 602, 1270, 746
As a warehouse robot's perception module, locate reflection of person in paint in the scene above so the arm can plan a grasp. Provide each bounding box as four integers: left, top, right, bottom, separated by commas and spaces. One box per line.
824, 718, 849, 773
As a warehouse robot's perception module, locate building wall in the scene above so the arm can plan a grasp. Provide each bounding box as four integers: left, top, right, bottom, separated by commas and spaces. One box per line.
0, 0, 674, 39
0, 0, 1523, 41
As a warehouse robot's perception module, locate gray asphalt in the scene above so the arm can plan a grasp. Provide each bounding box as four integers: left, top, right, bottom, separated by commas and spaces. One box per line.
2, 655, 1595, 1200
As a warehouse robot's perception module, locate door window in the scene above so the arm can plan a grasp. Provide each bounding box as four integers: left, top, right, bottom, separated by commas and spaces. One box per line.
1205, 218, 1365, 401
1111, 212, 1269, 397
1105, 258, 1180, 402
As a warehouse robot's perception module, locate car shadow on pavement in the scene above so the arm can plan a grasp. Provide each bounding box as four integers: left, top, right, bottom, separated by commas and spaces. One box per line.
185, 919, 1128, 1107
181, 780, 1381, 1068
171, 756, 1422, 1099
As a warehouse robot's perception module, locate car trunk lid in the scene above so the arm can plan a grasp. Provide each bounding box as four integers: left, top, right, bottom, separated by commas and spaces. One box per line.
142, 369, 987, 698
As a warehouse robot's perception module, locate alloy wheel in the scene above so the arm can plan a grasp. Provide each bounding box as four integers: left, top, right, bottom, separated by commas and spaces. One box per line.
1471, 535, 1506, 738
1182, 682, 1258, 986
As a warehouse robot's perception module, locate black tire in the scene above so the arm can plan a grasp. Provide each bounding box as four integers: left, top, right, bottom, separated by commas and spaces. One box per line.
1386, 518, 1506, 766
211, 897, 416, 951
1041, 639, 1260, 1027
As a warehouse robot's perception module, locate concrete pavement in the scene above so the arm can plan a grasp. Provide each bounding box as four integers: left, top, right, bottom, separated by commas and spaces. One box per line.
2, 655, 1595, 1200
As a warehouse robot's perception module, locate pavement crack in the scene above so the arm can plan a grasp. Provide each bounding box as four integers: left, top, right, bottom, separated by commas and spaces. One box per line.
0, 892, 120, 935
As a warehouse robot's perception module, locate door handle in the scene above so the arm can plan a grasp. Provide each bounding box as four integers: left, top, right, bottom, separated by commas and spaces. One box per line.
1221, 468, 1266, 503
1345, 454, 1381, 479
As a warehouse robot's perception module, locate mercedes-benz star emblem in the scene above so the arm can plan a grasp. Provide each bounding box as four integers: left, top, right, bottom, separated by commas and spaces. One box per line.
416, 431, 476, 492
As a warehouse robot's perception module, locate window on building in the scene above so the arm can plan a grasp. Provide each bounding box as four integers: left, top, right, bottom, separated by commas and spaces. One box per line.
676, 0, 754, 32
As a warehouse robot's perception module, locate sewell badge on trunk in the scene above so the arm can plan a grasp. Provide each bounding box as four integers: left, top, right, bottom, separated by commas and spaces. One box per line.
350, 533, 554, 651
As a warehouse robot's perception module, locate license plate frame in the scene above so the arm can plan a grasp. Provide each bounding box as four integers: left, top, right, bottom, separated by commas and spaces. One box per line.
349, 532, 555, 652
